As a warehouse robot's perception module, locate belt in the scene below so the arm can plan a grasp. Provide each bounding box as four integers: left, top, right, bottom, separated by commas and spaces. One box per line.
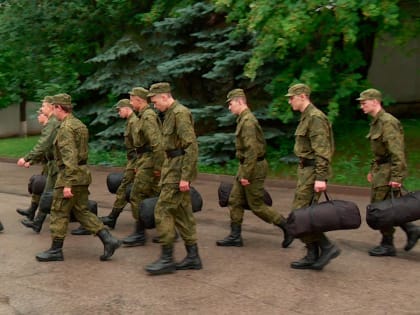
239, 156, 265, 164
136, 146, 152, 156
58, 160, 87, 170
299, 158, 315, 168
376, 157, 391, 165
166, 148, 185, 158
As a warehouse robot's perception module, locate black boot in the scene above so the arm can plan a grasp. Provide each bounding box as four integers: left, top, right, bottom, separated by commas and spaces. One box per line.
290, 243, 319, 269
97, 229, 122, 261
176, 244, 203, 270
400, 223, 420, 251
216, 223, 243, 247
310, 236, 341, 270
21, 211, 47, 233
16, 202, 38, 220
368, 234, 396, 256
145, 245, 176, 275
71, 225, 91, 235
122, 220, 146, 246
276, 220, 294, 248
0, 221, 3, 232
36, 239, 64, 262
100, 208, 122, 229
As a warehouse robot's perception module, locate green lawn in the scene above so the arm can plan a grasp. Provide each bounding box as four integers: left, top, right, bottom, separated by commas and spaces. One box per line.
1, 118, 419, 189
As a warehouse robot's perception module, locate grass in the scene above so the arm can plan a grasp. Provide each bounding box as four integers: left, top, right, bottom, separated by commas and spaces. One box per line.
1, 118, 419, 189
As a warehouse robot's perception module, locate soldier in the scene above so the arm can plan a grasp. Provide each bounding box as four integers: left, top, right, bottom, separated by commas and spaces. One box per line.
358, 88, 420, 256
100, 99, 138, 229
287, 83, 340, 270
216, 89, 293, 248
35, 93, 121, 262
16, 109, 49, 221
17, 97, 61, 233
121, 87, 164, 246
145, 82, 202, 275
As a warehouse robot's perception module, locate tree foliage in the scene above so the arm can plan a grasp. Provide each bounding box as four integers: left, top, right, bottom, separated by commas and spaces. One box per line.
0, 0, 417, 165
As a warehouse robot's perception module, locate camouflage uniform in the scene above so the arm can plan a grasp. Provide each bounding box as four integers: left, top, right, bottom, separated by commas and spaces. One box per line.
229, 108, 286, 225
129, 107, 164, 220
293, 103, 334, 243
50, 113, 104, 240
25, 115, 60, 192
113, 112, 138, 210
154, 100, 198, 246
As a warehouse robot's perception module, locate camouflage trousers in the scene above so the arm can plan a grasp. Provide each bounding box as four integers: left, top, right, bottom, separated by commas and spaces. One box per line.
371, 185, 400, 236
154, 183, 197, 246
228, 176, 285, 225
31, 194, 41, 205
50, 186, 104, 240
129, 167, 160, 221
113, 168, 135, 210
292, 165, 324, 244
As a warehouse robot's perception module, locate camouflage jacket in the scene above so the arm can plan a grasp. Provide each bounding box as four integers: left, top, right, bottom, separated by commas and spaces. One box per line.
54, 114, 91, 188
25, 116, 60, 164
235, 108, 266, 180
367, 109, 407, 187
125, 112, 139, 170
160, 101, 198, 184
133, 107, 164, 172
294, 104, 334, 181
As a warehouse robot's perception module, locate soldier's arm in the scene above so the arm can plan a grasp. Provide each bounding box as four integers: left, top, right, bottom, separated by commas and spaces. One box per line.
24, 122, 54, 164
309, 116, 332, 181
57, 126, 79, 187
176, 111, 198, 182
383, 120, 406, 184
143, 115, 164, 171
239, 119, 258, 180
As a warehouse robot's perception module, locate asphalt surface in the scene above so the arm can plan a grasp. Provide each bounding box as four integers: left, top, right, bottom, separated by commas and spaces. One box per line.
0, 160, 419, 315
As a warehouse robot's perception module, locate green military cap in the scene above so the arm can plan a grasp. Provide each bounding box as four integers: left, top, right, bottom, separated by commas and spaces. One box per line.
226, 88, 246, 103
51, 93, 72, 107
128, 87, 149, 100
147, 82, 171, 97
42, 96, 53, 103
285, 83, 311, 97
356, 88, 382, 101
115, 98, 131, 108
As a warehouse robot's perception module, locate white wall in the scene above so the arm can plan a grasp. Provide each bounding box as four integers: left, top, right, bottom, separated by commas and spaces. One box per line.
0, 102, 42, 138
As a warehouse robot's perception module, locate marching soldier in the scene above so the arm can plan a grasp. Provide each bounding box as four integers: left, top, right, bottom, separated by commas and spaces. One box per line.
358, 88, 420, 255
216, 88, 293, 249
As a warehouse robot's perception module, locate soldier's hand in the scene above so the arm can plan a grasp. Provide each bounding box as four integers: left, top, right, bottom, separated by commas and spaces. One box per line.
63, 187, 74, 198
314, 180, 327, 192
179, 180, 190, 192
17, 158, 26, 166
24, 162, 31, 168
240, 178, 250, 186
367, 173, 372, 183
389, 181, 401, 188
154, 170, 161, 177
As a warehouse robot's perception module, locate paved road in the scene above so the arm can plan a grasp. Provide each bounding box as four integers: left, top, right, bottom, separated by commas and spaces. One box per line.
0, 160, 419, 315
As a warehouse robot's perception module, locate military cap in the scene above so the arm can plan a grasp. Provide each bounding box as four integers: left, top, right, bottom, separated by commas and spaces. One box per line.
147, 82, 171, 97
226, 88, 246, 103
115, 98, 131, 109
128, 87, 149, 100
42, 96, 53, 103
356, 88, 382, 101
51, 93, 72, 107
285, 83, 311, 97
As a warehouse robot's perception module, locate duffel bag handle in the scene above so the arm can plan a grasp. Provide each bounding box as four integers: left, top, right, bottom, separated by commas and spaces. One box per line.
310, 191, 332, 206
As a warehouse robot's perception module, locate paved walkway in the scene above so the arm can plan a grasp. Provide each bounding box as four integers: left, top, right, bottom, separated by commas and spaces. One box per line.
0, 160, 419, 315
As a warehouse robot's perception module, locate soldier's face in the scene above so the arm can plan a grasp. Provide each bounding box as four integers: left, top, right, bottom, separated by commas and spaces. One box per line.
151, 95, 166, 112
288, 94, 304, 111
360, 99, 378, 116
37, 113, 48, 125
41, 102, 53, 116
228, 99, 241, 115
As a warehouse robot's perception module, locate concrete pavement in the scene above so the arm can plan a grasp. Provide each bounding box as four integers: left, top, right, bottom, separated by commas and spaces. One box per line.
0, 160, 419, 315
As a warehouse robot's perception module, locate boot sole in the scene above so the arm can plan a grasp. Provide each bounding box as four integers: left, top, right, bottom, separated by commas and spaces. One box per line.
216, 242, 243, 247
310, 248, 341, 270
36, 256, 64, 262
145, 267, 176, 275
122, 242, 146, 247
368, 251, 396, 257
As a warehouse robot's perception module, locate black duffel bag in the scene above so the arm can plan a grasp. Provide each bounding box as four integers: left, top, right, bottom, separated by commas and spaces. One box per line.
39, 190, 98, 222
140, 186, 203, 229
366, 189, 420, 230
218, 181, 272, 209
28, 174, 47, 195
287, 192, 361, 238
106, 172, 124, 194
